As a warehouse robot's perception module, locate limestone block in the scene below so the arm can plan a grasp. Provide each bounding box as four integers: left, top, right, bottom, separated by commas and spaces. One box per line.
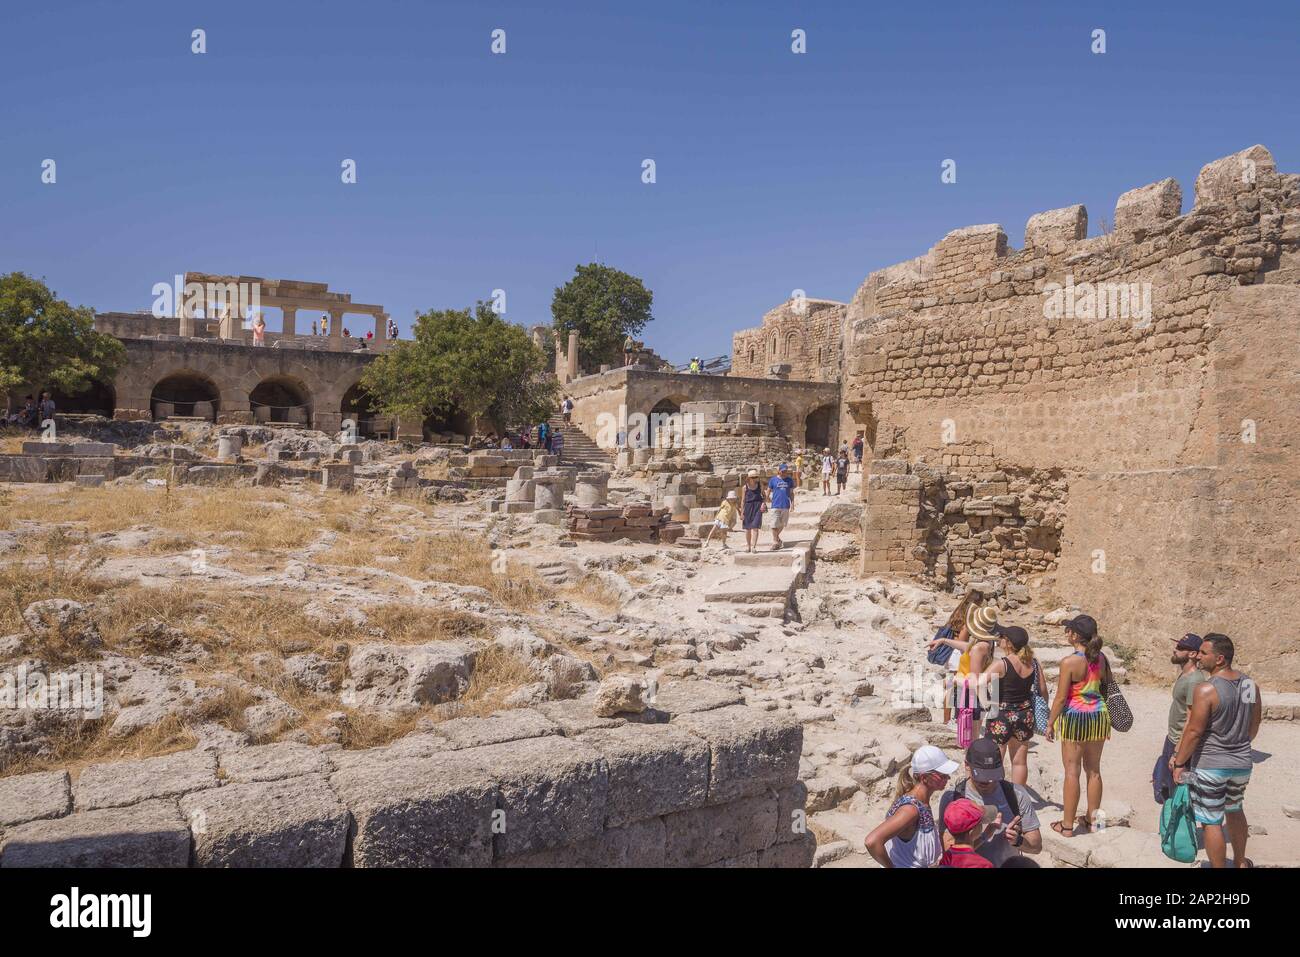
1195, 145, 1275, 207
662, 790, 779, 867
465, 736, 609, 858
343, 641, 480, 714
180, 773, 348, 867
674, 705, 802, 803
757, 829, 816, 868
75, 750, 219, 810
495, 817, 665, 868
0, 770, 71, 827
0, 799, 190, 868
23, 441, 71, 455
219, 742, 332, 783
1114, 178, 1183, 235
534, 508, 564, 525
330, 749, 497, 867
6, 455, 47, 482
74, 474, 105, 488
501, 500, 535, 514
505, 478, 535, 502
216, 435, 243, 461
435, 709, 560, 751
70, 442, 116, 456
1024, 204, 1087, 249
578, 723, 709, 827
533, 477, 565, 510
321, 462, 354, 490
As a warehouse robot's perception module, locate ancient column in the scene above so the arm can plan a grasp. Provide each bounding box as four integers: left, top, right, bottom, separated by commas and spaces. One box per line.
532, 475, 566, 524
566, 331, 579, 379
329, 307, 345, 352
216, 435, 243, 461
374, 312, 388, 351
281, 306, 297, 339
574, 471, 608, 508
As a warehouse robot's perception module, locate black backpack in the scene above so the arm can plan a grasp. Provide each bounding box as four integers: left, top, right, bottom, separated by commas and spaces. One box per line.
940, 779, 1020, 838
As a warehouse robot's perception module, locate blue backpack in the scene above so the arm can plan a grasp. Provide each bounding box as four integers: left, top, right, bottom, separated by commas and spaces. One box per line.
926, 625, 955, 666
1159, 783, 1199, 863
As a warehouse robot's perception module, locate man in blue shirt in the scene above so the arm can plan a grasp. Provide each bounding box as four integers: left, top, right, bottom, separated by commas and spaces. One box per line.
767, 463, 795, 550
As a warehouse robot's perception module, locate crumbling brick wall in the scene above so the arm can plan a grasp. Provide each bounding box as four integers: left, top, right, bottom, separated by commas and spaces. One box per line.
731, 299, 847, 381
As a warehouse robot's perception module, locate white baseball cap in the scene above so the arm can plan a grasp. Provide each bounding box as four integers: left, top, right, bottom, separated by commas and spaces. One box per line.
911, 744, 959, 776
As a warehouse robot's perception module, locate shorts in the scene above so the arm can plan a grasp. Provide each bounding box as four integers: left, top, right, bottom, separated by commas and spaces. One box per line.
1188, 767, 1251, 825
987, 703, 1034, 744
769, 507, 789, 530
712, 519, 732, 530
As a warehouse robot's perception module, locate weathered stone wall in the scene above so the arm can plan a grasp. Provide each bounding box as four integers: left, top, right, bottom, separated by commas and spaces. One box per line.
731, 298, 847, 381
840, 144, 1300, 687
0, 685, 814, 867
564, 369, 838, 453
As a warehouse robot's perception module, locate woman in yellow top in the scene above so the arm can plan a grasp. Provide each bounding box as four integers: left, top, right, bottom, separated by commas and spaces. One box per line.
929, 604, 999, 740
703, 490, 739, 550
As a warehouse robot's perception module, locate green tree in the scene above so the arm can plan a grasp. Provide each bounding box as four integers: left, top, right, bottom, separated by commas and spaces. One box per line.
0, 272, 125, 403
551, 263, 653, 370
360, 301, 556, 435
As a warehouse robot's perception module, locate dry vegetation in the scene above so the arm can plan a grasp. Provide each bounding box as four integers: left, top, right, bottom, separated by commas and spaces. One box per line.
0, 482, 603, 777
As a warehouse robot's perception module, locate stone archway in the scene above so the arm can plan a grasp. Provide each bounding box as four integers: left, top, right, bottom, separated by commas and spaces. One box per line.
804, 403, 837, 452
150, 371, 221, 421
51, 380, 116, 417
249, 375, 313, 425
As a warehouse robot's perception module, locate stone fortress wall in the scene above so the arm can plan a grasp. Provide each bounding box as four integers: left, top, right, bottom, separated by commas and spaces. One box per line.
733, 145, 1300, 688
0, 684, 813, 868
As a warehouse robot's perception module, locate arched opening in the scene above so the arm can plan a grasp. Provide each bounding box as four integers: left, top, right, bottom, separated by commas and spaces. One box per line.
51, 381, 116, 418
341, 382, 389, 439
804, 404, 837, 452
647, 397, 684, 448
786, 332, 799, 357
423, 407, 473, 443
249, 376, 312, 425
771, 335, 778, 356
151, 372, 220, 421
748, 346, 755, 365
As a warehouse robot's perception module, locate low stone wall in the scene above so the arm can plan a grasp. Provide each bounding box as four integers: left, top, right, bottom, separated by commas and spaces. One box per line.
0, 683, 813, 868
566, 504, 684, 544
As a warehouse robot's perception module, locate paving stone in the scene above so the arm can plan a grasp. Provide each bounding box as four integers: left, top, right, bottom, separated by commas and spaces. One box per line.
76, 750, 219, 810
218, 742, 332, 783
578, 723, 709, 827
0, 770, 71, 827
0, 799, 190, 867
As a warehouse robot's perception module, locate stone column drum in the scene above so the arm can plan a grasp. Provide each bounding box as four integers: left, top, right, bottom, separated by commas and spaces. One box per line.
533, 475, 566, 524
216, 435, 243, 461
322, 462, 355, 491
574, 472, 608, 508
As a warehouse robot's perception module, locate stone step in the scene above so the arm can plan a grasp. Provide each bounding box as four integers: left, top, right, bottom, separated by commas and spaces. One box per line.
738, 602, 789, 619
704, 565, 802, 604
731, 544, 813, 568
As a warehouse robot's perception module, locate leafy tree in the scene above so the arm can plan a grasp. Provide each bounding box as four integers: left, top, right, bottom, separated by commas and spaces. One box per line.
551, 263, 653, 370
360, 301, 556, 435
0, 272, 125, 403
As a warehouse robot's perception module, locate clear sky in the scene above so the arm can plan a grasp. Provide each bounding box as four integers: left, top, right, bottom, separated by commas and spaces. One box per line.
2, 0, 1297, 360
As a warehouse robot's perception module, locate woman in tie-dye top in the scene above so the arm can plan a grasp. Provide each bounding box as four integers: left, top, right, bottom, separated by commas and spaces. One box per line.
1045, 614, 1111, 837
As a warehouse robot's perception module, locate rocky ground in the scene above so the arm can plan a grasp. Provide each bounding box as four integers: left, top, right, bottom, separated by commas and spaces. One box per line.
2, 428, 1297, 868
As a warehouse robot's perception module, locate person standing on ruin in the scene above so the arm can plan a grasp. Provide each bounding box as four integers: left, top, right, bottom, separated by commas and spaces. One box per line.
852, 433, 864, 472
252, 313, 266, 346
741, 469, 766, 553
767, 462, 795, 550
551, 428, 564, 461
320, 313, 329, 336
835, 447, 849, 494
1154, 634, 1207, 803
1045, 614, 1110, 837
538, 419, 550, 453
820, 447, 833, 496
981, 625, 1048, 785
561, 396, 573, 424
1172, 634, 1262, 868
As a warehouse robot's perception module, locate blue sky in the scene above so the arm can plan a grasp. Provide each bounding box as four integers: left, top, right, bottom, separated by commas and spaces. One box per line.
2, 0, 1297, 360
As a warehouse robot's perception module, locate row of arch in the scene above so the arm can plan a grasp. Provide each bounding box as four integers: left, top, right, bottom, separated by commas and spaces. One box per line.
743, 333, 829, 367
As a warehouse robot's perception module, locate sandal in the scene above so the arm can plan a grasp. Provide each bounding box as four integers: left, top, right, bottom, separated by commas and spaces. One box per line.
1050, 820, 1075, 838
1075, 816, 1092, 834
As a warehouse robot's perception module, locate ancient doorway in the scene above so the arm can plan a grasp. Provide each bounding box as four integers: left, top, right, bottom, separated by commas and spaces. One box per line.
151, 372, 220, 421
804, 403, 837, 452
249, 376, 313, 425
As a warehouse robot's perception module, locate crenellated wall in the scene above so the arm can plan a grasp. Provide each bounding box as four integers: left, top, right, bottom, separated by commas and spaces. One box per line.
838, 144, 1300, 687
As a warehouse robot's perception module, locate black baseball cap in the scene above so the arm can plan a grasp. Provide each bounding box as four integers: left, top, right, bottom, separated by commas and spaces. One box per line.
1174, 633, 1204, 652
1062, 614, 1097, 640
966, 737, 1005, 783
996, 625, 1029, 650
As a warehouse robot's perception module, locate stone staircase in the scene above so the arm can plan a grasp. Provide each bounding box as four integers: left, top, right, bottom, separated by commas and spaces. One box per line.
700, 493, 825, 620
547, 415, 613, 468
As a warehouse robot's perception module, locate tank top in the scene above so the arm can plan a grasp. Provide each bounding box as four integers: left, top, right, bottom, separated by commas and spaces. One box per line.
1195, 674, 1255, 771
1065, 652, 1107, 715
999, 656, 1034, 707
884, 795, 940, 868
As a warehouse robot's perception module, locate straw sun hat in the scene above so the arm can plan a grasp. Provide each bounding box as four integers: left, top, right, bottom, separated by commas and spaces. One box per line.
965, 606, 999, 641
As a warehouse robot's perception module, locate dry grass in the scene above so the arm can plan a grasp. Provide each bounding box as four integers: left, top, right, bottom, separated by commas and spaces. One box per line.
0, 529, 116, 644
4, 485, 321, 551
1, 715, 197, 779
0, 426, 28, 454
564, 572, 626, 610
